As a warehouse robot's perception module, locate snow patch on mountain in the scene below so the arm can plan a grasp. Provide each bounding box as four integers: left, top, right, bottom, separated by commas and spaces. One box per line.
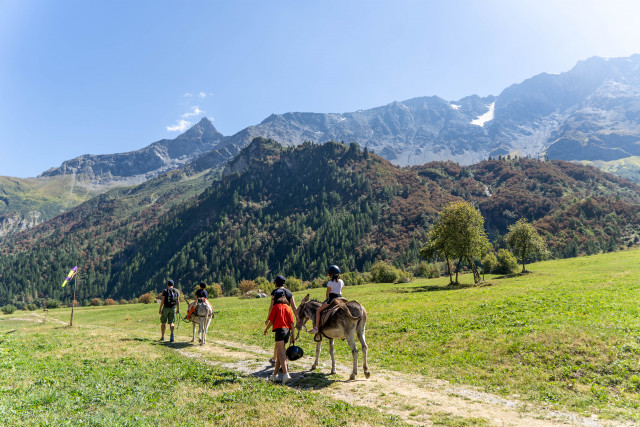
471, 102, 495, 127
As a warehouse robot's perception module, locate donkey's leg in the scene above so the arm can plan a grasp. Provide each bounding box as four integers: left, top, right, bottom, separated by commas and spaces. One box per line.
357, 319, 370, 378
329, 338, 336, 375
311, 341, 321, 370
191, 322, 196, 342
345, 331, 358, 380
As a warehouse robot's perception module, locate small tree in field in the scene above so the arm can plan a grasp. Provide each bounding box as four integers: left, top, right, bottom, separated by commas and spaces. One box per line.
421, 201, 491, 284
505, 219, 549, 272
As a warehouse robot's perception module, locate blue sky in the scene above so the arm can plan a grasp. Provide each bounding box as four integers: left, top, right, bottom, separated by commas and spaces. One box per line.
2, 0, 640, 178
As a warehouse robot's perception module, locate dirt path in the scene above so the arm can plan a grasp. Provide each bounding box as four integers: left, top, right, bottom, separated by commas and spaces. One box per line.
175, 339, 625, 427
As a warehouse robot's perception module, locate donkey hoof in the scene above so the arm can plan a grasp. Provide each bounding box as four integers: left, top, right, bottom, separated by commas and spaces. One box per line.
310, 365, 317, 371
349, 373, 356, 380
364, 371, 371, 379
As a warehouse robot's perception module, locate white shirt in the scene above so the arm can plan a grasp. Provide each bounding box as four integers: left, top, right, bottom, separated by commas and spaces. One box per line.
327, 279, 344, 295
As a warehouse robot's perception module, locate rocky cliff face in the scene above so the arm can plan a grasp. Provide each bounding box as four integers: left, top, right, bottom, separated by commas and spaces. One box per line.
40, 117, 225, 180
217, 55, 640, 166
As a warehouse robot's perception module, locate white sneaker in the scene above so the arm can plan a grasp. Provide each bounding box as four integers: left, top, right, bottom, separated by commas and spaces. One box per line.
282, 373, 292, 385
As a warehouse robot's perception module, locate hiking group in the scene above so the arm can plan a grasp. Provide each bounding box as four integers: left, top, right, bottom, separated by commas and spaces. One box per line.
158, 264, 369, 383
158, 280, 212, 343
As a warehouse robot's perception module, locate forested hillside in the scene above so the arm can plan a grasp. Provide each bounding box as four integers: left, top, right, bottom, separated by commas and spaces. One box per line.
1, 138, 639, 306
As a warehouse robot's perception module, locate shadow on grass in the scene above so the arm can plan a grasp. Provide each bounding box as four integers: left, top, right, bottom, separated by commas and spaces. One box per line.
393, 281, 493, 293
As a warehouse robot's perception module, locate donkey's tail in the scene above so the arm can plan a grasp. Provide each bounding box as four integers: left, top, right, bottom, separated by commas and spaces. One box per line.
342, 301, 364, 320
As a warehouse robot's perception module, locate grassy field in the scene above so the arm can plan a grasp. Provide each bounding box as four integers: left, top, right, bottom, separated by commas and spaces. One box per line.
3, 248, 640, 424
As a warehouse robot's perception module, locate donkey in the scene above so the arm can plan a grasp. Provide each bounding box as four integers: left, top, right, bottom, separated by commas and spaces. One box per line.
295, 294, 370, 380
187, 298, 214, 345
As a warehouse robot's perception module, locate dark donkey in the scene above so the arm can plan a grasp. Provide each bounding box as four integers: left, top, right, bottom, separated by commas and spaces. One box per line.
295, 294, 370, 380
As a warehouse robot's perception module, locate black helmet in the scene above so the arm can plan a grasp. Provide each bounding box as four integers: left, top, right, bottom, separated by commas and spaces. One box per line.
286, 345, 304, 361
327, 265, 340, 277
274, 275, 286, 286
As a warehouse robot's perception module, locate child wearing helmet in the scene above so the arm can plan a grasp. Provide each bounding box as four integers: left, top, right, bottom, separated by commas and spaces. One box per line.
309, 265, 344, 334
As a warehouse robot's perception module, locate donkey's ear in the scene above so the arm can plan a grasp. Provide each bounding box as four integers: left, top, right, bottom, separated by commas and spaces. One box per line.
301, 294, 310, 304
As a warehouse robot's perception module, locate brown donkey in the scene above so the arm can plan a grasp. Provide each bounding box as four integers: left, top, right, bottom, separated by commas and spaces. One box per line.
296, 294, 370, 380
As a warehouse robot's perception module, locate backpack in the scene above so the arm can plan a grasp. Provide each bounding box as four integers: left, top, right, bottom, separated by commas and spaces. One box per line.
165, 288, 178, 307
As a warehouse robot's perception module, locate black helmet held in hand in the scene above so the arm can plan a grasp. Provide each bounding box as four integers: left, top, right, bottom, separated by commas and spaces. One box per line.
327, 265, 341, 277
286, 345, 304, 361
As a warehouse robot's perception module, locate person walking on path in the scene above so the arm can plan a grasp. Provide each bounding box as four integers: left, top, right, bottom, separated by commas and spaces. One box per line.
159, 279, 180, 342
309, 265, 344, 334
264, 295, 295, 385
266, 275, 297, 365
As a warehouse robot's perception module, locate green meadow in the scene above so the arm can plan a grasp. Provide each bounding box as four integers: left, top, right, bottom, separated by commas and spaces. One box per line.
3, 248, 640, 424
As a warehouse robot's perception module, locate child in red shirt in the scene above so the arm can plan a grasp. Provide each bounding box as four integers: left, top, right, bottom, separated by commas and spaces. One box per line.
263, 296, 295, 384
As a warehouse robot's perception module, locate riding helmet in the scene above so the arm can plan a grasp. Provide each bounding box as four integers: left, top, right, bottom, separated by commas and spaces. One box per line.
286, 345, 304, 361
274, 275, 286, 286
327, 265, 341, 277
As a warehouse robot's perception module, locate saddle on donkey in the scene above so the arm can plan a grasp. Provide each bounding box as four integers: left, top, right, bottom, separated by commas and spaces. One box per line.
314, 297, 353, 341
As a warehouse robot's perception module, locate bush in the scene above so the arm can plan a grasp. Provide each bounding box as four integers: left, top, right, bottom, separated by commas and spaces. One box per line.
482, 252, 498, 274
26, 303, 37, 311
14, 301, 25, 311
71, 300, 80, 307
238, 280, 258, 294
369, 261, 411, 283
90, 298, 103, 306
1, 304, 16, 314
104, 298, 116, 306
369, 261, 399, 283
427, 263, 442, 279
119, 299, 128, 305
413, 262, 430, 277
45, 299, 61, 309
342, 271, 365, 287
285, 277, 304, 292
206, 284, 221, 299
309, 277, 326, 288
138, 293, 153, 304
129, 298, 138, 304
495, 249, 518, 274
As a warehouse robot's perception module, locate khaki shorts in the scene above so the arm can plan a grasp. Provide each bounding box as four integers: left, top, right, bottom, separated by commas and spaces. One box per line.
160, 306, 176, 324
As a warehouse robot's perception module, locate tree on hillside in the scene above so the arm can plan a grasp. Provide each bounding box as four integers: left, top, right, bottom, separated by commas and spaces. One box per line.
505, 218, 549, 273
420, 201, 491, 284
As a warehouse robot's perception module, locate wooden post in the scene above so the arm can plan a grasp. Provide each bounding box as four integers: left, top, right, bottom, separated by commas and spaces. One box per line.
70, 271, 78, 327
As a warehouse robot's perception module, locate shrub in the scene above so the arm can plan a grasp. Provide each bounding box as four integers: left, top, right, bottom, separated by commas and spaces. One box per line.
206, 284, 222, 299
119, 299, 128, 305
26, 303, 37, 311
138, 293, 153, 304
1, 304, 16, 315
396, 269, 413, 283
495, 249, 518, 274
104, 298, 116, 306
427, 263, 442, 279
14, 301, 25, 310
71, 300, 80, 307
482, 252, 498, 274
369, 261, 399, 283
285, 277, 304, 292
129, 298, 138, 304
45, 299, 61, 309
238, 280, 258, 294
309, 277, 326, 288
90, 298, 103, 306
413, 262, 430, 277
342, 271, 365, 287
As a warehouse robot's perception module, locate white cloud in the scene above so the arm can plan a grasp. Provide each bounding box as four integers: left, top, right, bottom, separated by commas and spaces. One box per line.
183, 92, 193, 97
181, 106, 204, 118
166, 120, 191, 132
199, 91, 207, 98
